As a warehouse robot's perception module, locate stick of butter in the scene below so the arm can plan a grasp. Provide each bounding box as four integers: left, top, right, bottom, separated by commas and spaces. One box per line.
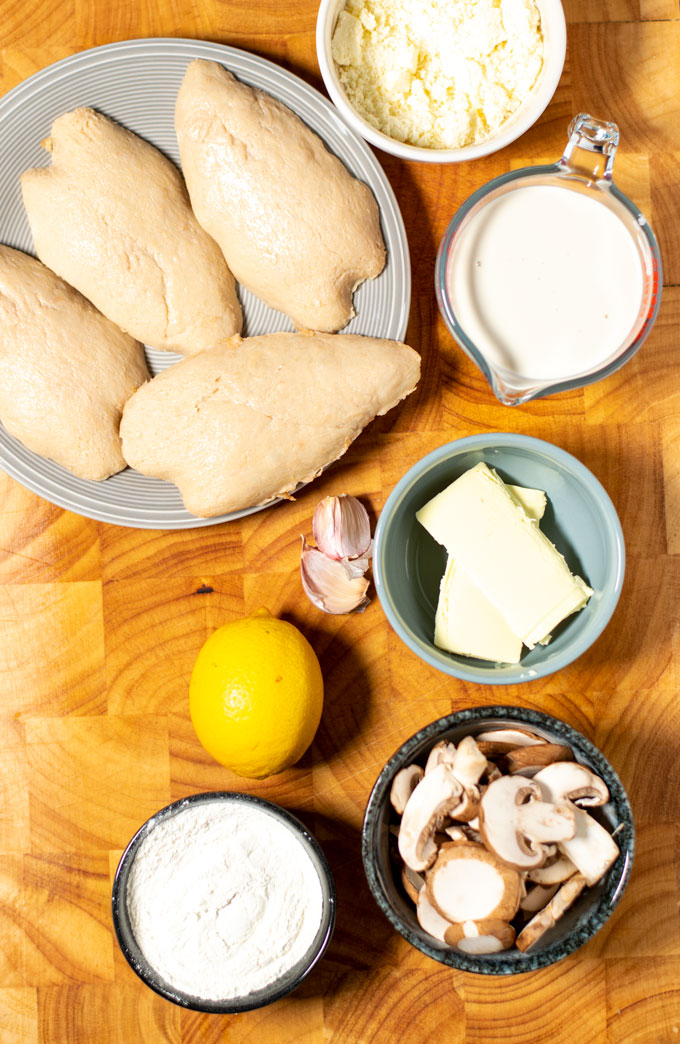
435, 556, 524, 662
417, 463, 593, 650
434, 484, 547, 663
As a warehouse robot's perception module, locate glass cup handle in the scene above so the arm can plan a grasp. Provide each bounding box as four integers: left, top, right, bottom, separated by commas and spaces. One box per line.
558, 113, 620, 181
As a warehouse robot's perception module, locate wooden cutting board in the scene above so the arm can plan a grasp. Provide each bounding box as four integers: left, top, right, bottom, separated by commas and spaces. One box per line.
0, 1, 678, 1041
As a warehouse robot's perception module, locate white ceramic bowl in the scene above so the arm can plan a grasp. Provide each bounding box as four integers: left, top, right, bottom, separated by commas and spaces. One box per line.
316, 0, 567, 163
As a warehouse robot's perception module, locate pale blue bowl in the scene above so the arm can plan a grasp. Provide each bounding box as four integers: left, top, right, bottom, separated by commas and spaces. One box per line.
373, 434, 625, 684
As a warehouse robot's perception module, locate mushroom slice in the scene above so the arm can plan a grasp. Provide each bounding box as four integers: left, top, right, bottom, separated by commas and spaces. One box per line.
390, 764, 424, 815
555, 807, 619, 886
401, 865, 425, 905
478, 775, 548, 870
417, 889, 453, 943
520, 882, 560, 914
426, 843, 522, 924
475, 729, 544, 756
444, 919, 516, 954
507, 743, 574, 776
450, 784, 481, 823
425, 740, 456, 775
534, 761, 618, 885
516, 873, 588, 951
445, 823, 483, 846
534, 762, 609, 808
483, 762, 504, 783
452, 736, 489, 788
398, 763, 463, 872
514, 800, 576, 843
527, 853, 578, 886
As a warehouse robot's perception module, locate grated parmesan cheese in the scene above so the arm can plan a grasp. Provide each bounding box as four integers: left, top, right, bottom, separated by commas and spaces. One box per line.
331, 0, 544, 149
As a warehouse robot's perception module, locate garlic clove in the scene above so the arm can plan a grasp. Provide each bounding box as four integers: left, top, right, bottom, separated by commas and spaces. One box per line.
300, 538, 370, 614
342, 554, 370, 579
312, 495, 371, 561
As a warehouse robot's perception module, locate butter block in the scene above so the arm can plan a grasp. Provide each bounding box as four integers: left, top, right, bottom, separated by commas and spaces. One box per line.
435, 556, 523, 662
434, 483, 546, 663
417, 463, 593, 649
505, 483, 546, 522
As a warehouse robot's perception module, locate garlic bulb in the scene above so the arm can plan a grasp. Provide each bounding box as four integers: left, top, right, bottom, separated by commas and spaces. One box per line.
300, 539, 370, 614
313, 495, 371, 561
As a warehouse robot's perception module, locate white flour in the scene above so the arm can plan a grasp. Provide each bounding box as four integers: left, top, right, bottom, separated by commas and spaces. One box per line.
125, 800, 324, 1001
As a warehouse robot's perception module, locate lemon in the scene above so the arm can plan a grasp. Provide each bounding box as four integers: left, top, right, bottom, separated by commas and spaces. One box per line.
189, 608, 324, 779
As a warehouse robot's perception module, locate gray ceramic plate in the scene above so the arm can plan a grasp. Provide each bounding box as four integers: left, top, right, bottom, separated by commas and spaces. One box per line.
0, 37, 410, 528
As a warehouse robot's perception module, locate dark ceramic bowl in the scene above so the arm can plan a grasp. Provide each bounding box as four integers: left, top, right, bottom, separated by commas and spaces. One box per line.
373, 433, 625, 684
112, 792, 336, 1012
362, 707, 634, 974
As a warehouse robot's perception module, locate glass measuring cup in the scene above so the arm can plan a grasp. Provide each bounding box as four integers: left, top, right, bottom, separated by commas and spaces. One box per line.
435, 114, 662, 405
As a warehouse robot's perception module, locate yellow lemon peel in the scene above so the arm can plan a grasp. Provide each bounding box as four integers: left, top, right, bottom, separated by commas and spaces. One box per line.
189, 609, 323, 779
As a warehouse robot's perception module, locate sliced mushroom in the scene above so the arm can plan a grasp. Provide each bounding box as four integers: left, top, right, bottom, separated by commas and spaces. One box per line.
444, 918, 516, 954
534, 761, 618, 886
506, 743, 574, 776
516, 873, 588, 951
390, 764, 424, 814
401, 864, 425, 904
554, 807, 619, 886
475, 728, 544, 758
520, 882, 560, 914
425, 740, 456, 775
398, 763, 463, 872
476, 728, 544, 746
452, 736, 489, 788
417, 888, 453, 942
393, 728, 620, 958
483, 762, 504, 783
527, 853, 578, 886
445, 822, 483, 846
444, 825, 468, 843
478, 775, 549, 870
426, 843, 522, 924
514, 800, 576, 843
534, 762, 609, 807
450, 784, 481, 823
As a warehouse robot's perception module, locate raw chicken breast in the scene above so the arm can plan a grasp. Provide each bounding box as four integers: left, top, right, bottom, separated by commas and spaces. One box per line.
175, 59, 386, 333
120, 332, 419, 516
21, 107, 242, 354
0, 246, 149, 480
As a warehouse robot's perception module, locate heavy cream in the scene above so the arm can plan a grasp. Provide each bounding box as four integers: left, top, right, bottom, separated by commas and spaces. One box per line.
446, 184, 646, 382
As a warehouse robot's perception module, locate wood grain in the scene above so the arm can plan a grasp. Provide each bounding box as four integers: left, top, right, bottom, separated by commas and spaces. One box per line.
0, 0, 678, 1041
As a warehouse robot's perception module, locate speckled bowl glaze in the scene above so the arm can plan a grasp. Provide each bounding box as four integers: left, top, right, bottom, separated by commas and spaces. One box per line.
362, 707, 634, 974
373, 433, 625, 684
112, 792, 336, 1012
